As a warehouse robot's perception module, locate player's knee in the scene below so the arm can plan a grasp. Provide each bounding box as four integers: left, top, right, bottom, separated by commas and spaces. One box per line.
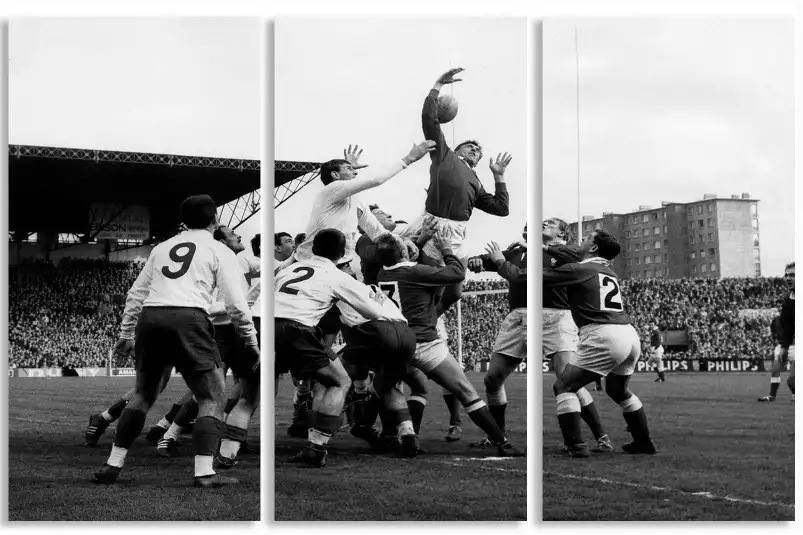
484, 369, 504, 391
553, 379, 571, 396
605, 382, 628, 404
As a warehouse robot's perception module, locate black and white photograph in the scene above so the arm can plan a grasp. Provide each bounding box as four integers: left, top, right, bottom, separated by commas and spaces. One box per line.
273, 17, 527, 520
7, 18, 262, 520
541, 18, 795, 520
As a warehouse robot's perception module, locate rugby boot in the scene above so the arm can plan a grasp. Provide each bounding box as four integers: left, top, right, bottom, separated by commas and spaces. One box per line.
621, 440, 658, 455
350, 424, 382, 449
399, 434, 419, 458
496, 441, 526, 457
563, 442, 590, 458
157, 437, 180, 458
194, 473, 240, 488
445, 425, 463, 442
593, 434, 615, 452
213, 454, 238, 471
145, 424, 168, 445
470, 436, 494, 448
92, 463, 121, 484
240, 441, 260, 455
288, 443, 327, 468
85, 413, 110, 447
376, 434, 401, 453
757, 396, 776, 402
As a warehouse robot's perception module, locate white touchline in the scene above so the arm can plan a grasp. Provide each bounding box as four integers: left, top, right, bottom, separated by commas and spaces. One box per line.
545, 471, 795, 510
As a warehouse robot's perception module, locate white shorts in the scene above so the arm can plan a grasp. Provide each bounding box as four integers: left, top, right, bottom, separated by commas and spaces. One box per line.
412, 339, 450, 373
773, 344, 796, 363
492, 308, 527, 360
401, 212, 467, 264
574, 323, 641, 377
542, 308, 578, 356
646, 346, 664, 368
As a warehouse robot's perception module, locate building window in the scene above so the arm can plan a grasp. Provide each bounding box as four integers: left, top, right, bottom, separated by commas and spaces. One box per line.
707, 218, 713, 227
690, 236, 695, 244
662, 211, 667, 219
708, 248, 716, 256
627, 259, 633, 266
628, 243, 633, 251
687, 222, 694, 229
708, 203, 715, 213
653, 227, 660, 235
645, 269, 653, 277
635, 243, 641, 251
751, 204, 757, 216
584, 223, 590, 231
645, 256, 652, 264
636, 257, 641, 265
653, 213, 659, 221
692, 265, 697, 274
699, 235, 704, 243
664, 254, 668, 262
752, 219, 759, 229
710, 263, 716, 272
664, 239, 669, 247
755, 263, 761, 276
642, 214, 649, 223
655, 268, 662, 277
654, 240, 661, 249
595, 222, 602, 230
654, 255, 660, 263
701, 264, 708, 273
698, 220, 704, 227
641, 229, 647, 237
707, 233, 714, 242
700, 249, 706, 258
691, 252, 696, 259
687, 207, 693, 215
697, 205, 703, 214
753, 248, 760, 260
663, 225, 667, 233
626, 230, 631, 238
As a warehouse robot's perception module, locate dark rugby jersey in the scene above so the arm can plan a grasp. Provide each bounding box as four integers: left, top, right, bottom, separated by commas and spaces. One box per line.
770, 316, 783, 345
542, 257, 631, 328
356, 233, 382, 286
377, 252, 465, 342
779, 293, 795, 348
650, 329, 663, 349
542, 244, 582, 309
422, 89, 509, 222
475, 245, 527, 310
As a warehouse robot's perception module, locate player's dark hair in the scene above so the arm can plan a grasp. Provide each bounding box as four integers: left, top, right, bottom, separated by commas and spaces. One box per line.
785, 261, 795, 271
455, 140, 483, 160
180, 194, 217, 229
275, 232, 291, 247
213, 227, 227, 241
592, 230, 621, 260
375, 233, 405, 267
294, 233, 306, 246
368, 204, 380, 212
251, 233, 261, 257
320, 159, 351, 186
312, 228, 347, 262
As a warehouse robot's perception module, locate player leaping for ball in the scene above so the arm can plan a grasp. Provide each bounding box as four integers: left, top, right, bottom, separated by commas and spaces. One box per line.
544, 230, 656, 458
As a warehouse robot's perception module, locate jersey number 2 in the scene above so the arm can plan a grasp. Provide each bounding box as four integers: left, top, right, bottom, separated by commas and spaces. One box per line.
278, 267, 315, 295
162, 243, 197, 279
598, 274, 623, 311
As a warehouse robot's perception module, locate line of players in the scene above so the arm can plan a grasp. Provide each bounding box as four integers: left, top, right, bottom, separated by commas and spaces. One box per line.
85, 195, 262, 487
274, 67, 527, 467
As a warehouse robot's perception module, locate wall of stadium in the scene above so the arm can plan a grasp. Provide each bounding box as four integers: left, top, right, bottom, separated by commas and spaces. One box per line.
8, 242, 154, 265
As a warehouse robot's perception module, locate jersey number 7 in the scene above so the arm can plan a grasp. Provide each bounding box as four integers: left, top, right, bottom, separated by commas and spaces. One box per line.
378, 282, 401, 309
598, 274, 624, 311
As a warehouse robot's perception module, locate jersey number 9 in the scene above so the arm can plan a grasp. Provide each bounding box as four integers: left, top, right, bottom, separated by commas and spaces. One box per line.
162, 243, 197, 279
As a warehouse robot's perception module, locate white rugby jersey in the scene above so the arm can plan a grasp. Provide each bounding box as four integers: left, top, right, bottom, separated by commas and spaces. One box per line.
290, 161, 406, 268
274, 256, 389, 328
210, 252, 252, 327
337, 284, 407, 328
249, 279, 262, 318
238, 254, 262, 293
120, 229, 258, 346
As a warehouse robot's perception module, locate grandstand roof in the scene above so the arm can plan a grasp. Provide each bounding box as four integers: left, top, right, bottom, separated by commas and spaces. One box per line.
275, 160, 320, 188
9, 145, 260, 239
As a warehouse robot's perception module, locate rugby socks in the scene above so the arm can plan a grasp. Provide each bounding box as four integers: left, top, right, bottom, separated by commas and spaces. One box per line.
102, 398, 128, 422
193, 416, 222, 477
555, 392, 583, 447
788, 375, 795, 394
391, 408, 415, 436
175, 398, 199, 428
107, 408, 147, 468
407, 396, 427, 434
220, 404, 250, 459
770, 376, 781, 398
154, 402, 183, 431
487, 386, 508, 433
576, 387, 605, 440
464, 398, 506, 444
620, 395, 651, 443
442, 391, 462, 426
309, 413, 341, 447
378, 405, 396, 437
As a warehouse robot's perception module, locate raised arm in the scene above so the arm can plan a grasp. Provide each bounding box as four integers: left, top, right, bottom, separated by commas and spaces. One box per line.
423, 68, 464, 161
474, 152, 512, 217
326, 142, 436, 204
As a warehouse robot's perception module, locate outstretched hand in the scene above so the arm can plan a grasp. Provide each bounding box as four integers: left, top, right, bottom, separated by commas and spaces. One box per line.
485, 241, 506, 263
404, 140, 437, 165
489, 152, 513, 175
344, 144, 369, 169
435, 68, 465, 87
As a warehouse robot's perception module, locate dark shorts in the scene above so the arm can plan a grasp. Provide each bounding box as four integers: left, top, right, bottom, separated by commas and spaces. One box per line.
215, 323, 259, 380
318, 307, 342, 336
275, 318, 336, 380
341, 320, 416, 383
135, 307, 221, 377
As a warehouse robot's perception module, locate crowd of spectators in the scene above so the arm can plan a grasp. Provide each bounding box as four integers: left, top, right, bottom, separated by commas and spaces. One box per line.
7, 258, 790, 370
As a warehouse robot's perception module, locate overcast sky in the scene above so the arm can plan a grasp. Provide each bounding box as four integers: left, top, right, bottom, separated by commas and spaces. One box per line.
275, 17, 527, 275
9, 17, 262, 248
544, 18, 795, 276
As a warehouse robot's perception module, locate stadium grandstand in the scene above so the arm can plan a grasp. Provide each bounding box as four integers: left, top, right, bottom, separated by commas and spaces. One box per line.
7, 144, 260, 373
